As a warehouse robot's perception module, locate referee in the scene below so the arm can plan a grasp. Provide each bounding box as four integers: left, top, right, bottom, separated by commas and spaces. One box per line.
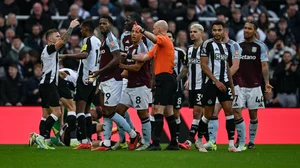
123, 20, 178, 150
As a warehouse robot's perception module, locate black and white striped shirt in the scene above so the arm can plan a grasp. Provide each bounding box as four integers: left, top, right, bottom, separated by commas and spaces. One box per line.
174, 47, 187, 90
200, 38, 229, 84
40, 44, 59, 85
78, 35, 101, 86
187, 44, 202, 90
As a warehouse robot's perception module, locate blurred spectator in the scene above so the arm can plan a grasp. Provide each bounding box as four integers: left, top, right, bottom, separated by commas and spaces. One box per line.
0, 63, 26, 106
158, 0, 186, 22
176, 5, 198, 33
1, 28, 15, 63
279, 0, 298, 17
264, 91, 281, 107
273, 51, 300, 107
257, 12, 275, 32
293, 44, 300, 66
236, 15, 266, 42
144, 17, 154, 32
17, 51, 32, 79
215, 0, 234, 18
74, 0, 91, 19
25, 64, 42, 106
195, 0, 215, 17
168, 21, 177, 34
16, 0, 35, 15
215, 13, 235, 40
58, 4, 82, 37
148, 0, 159, 21
26, 2, 56, 34
90, 0, 117, 16
175, 30, 188, 52
24, 24, 44, 53
228, 8, 245, 35
7, 36, 31, 63
6, 13, 24, 39
276, 17, 296, 49
28, 50, 41, 68
241, 0, 268, 18
115, 5, 134, 34
0, 0, 19, 16
116, 0, 141, 13
141, 8, 151, 21
264, 28, 277, 50
0, 15, 6, 36
269, 39, 296, 69
286, 4, 300, 43
53, 0, 69, 15
40, 0, 57, 16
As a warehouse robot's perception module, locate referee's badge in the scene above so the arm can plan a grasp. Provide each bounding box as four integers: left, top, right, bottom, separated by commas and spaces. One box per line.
252, 47, 257, 53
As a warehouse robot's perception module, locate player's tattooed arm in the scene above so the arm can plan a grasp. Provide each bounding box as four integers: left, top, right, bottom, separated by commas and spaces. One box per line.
61, 27, 73, 43
262, 61, 273, 92
176, 65, 188, 81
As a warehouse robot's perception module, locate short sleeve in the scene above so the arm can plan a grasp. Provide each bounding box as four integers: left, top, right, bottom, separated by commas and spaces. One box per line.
156, 36, 167, 46
120, 33, 125, 52
146, 38, 153, 50
106, 33, 120, 52
81, 37, 92, 54
179, 50, 187, 66
230, 42, 242, 60
147, 44, 158, 58
260, 43, 269, 62
46, 44, 56, 55
138, 42, 148, 54
200, 41, 209, 57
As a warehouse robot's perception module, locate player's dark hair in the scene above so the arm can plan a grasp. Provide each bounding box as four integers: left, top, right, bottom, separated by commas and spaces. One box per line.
129, 12, 142, 25
167, 30, 175, 39
245, 20, 258, 30
283, 51, 292, 56
95, 107, 103, 119
100, 14, 113, 24
45, 29, 58, 40
9, 63, 18, 69
12, 35, 21, 40
82, 19, 95, 32
211, 20, 225, 28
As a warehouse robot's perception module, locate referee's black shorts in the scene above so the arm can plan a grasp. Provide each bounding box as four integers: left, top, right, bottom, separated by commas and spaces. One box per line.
153, 73, 177, 106
39, 82, 60, 108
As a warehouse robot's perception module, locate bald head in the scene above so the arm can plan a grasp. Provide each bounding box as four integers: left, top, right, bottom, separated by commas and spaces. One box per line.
153, 20, 168, 35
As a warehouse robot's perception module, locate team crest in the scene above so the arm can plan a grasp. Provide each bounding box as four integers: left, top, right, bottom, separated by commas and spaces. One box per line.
252, 47, 257, 53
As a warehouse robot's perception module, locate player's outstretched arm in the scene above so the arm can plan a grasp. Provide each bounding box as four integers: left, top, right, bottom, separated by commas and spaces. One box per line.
261, 61, 273, 93
59, 51, 88, 59
119, 60, 144, 72
122, 52, 152, 62
134, 24, 157, 44
55, 19, 80, 50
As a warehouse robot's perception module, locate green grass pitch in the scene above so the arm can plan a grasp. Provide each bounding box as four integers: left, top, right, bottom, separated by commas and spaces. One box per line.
0, 145, 300, 168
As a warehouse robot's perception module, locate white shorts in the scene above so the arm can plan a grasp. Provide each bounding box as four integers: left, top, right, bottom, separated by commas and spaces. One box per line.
99, 78, 123, 107
122, 78, 128, 92
120, 85, 152, 110
232, 85, 265, 110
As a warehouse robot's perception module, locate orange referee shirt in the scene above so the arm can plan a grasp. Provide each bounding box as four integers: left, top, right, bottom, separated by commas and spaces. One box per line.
147, 35, 174, 75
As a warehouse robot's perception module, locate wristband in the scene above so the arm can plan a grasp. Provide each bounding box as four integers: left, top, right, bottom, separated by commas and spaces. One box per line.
141, 28, 145, 34
127, 53, 132, 59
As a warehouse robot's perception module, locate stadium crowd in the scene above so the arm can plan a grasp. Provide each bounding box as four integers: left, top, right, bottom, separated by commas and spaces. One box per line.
0, 0, 300, 108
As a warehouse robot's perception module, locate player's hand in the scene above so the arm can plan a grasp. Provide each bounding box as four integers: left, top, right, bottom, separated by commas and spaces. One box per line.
133, 23, 145, 33
121, 70, 128, 78
86, 70, 100, 83
216, 81, 227, 92
184, 80, 189, 89
59, 71, 67, 79
33, 89, 39, 95
265, 83, 273, 93
291, 65, 297, 72
69, 18, 80, 28
120, 52, 127, 58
